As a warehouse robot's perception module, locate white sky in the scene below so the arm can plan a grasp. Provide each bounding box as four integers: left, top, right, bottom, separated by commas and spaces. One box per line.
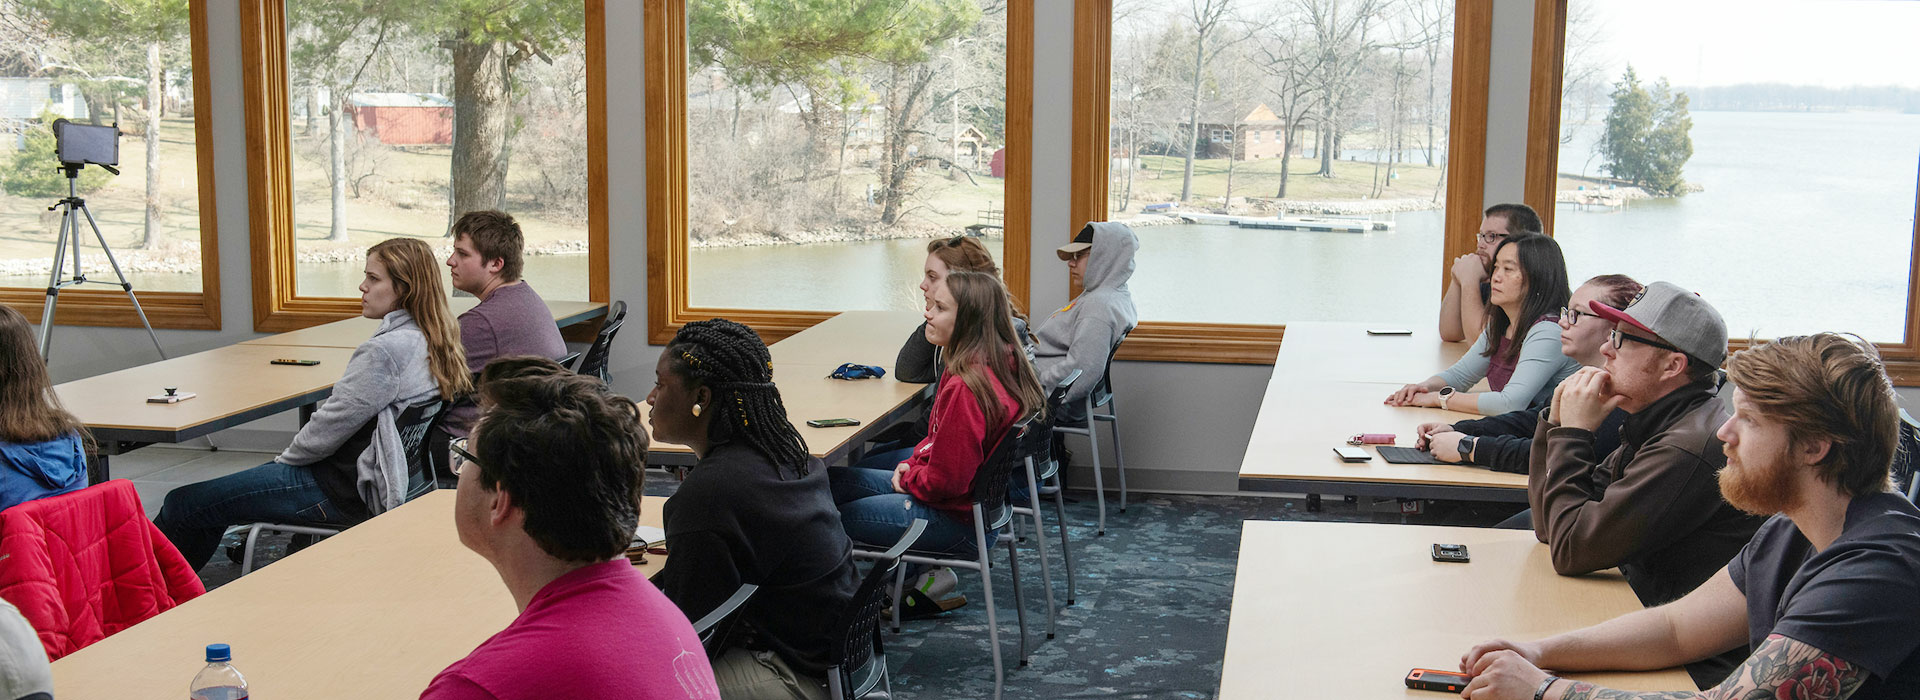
1581, 0, 1920, 88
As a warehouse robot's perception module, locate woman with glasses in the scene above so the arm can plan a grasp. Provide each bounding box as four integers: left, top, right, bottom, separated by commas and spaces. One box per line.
1387, 232, 1579, 416
1439, 203, 1544, 342
1415, 275, 1642, 477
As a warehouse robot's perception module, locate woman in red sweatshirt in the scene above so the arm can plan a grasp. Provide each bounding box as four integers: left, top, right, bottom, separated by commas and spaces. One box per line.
830, 271, 1045, 570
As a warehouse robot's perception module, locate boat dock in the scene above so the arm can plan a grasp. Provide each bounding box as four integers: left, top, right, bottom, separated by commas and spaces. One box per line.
1177, 213, 1391, 233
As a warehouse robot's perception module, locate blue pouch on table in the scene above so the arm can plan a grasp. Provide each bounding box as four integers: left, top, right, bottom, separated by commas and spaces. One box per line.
829, 363, 887, 380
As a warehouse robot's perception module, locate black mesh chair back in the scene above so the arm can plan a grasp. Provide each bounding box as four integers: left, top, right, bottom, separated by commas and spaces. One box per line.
828, 519, 927, 699
968, 414, 1035, 533
1088, 327, 1133, 409
1898, 409, 1920, 501
396, 399, 447, 501
572, 300, 628, 384
1021, 370, 1081, 480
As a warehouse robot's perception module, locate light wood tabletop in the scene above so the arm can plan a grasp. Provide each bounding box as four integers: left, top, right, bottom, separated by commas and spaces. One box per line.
638, 360, 930, 464
241, 299, 608, 349
50, 491, 669, 699
1272, 322, 1472, 384
55, 344, 359, 442
766, 310, 924, 368
1218, 521, 1694, 699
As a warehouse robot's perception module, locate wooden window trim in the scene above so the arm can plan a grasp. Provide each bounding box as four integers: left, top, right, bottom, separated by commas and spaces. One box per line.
0, 0, 221, 331
1522, 0, 1920, 384
643, 1, 1034, 345
240, 0, 611, 334
1071, 0, 1493, 364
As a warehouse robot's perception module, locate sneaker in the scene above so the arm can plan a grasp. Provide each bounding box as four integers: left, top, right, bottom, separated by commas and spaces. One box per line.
913, 566, 959, 599
889, 588, 969, 621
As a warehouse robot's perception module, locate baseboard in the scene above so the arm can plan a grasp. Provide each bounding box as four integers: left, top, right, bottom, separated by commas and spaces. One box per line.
1058, 464, 1306, 498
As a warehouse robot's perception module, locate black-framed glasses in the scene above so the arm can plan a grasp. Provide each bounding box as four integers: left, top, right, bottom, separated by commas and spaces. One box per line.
449, 437, 478, 476
1559, 306, 1593, 326
1476, 231, 1509, 244
1610, 328, 1681, 353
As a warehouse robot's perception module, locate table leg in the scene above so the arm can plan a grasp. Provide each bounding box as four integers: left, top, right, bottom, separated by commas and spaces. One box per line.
1306, 493, 1322, 512
87, 445, 111, 485
299, 404, 316, 427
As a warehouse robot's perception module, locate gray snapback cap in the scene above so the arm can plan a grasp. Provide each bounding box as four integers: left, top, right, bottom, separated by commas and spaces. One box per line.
1589, 281, 1729, 367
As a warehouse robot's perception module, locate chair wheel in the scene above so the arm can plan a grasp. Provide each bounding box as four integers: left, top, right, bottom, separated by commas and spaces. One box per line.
1047, 633, 1056, 640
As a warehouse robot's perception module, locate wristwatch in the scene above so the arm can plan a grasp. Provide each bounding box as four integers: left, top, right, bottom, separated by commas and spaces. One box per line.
1458, 435, 1477, 463
1437, 386, 1456, 410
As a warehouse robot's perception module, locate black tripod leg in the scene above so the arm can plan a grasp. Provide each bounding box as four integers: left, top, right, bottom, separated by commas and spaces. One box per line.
75, 201, 167, 359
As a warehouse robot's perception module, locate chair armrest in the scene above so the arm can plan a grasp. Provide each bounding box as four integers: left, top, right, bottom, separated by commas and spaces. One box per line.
692, 583, 759, 634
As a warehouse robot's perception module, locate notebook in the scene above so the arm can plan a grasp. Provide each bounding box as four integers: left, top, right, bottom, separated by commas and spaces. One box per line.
1376, 446, 1446, 465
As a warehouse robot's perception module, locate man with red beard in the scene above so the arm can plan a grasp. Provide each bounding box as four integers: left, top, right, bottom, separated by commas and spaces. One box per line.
1456, 333, 1920, 700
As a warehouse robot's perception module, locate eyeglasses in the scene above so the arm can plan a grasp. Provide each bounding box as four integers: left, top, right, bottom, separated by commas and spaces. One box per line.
1609, 328, 1682, 354
449, 437, 478, 476
1559, 306, 1593, 327
1476, 231, 1509, 244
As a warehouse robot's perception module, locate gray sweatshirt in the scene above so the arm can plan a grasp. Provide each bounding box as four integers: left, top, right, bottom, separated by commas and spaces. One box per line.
1436, 319, 1580, 414
1033, 222, 1139, 409
276, 309, 441, 515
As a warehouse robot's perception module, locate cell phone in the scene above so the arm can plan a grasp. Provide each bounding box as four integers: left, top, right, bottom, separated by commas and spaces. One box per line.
1431, 543, 1471, 563
1405, 668, 1472, 692
1367, 329, 1413, 336
1333, 445, 1371, 462
270, 358, 322, 366
806, 418, 861, 428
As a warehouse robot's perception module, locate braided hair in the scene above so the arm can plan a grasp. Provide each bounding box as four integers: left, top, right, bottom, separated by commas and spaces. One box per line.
664, 319, 812, 478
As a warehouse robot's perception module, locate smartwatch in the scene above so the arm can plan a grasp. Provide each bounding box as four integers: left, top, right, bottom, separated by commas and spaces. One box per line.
1437, 386, 1455, 410
1458, 435, 1478, 463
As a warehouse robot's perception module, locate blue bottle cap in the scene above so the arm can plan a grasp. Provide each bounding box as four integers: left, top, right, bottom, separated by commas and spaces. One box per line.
205, 643, 231, 663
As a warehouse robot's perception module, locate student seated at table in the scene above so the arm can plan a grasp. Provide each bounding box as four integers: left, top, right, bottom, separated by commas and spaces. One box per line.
1033, 222, 1137, 426
647, 319, 860, 700
833, 271, 1044, 614
423, 359, 718, 700
0, 595, 51, 700
896, 235, 1036, 384
0, 306, 87, 513
1415, 274, 1642, 473
1456, 334, 1920, 700
444, 209, 566, 437
1439, 203, 1542, 342
154, 238, 471, 571
1386, 232, 1579, 416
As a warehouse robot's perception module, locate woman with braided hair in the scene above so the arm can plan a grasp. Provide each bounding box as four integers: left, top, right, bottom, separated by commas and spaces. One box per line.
831, 271, 1045, 615
647, 318, 860, 700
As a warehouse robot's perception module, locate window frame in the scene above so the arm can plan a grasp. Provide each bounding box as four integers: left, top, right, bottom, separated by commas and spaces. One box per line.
1070, 0, 1494, 364
643, 0, 1034, 345
240, 0, 610, 333
1523, 0, 1920, 384
0, 0, 222, 331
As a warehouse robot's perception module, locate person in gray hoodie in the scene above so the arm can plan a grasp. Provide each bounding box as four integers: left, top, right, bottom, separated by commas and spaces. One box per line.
1034, 222, 1139, 425
155, 238, 472, 570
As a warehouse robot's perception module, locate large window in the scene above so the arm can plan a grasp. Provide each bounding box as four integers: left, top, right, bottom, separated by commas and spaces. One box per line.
1528, 0, 1920, 379
243, 0, 607, 332
647, 1, 1032, 343
0, 0, 220, 330
1075, 0, 1488, 362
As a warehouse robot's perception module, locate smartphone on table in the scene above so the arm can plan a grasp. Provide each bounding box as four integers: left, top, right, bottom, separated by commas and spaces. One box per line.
1405, 668, 1472, 692
806, 418, 861, 428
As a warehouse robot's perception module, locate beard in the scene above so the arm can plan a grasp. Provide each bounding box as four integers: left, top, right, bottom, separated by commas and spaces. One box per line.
1718, 449, 1800, 516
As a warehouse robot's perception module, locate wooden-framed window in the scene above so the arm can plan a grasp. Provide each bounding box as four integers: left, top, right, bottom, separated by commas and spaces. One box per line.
644, 1, 1034, 344
240, 0, 609, 333
1525, 0, 1920, 383
0, 0, 221, 331
1071, 0, 1492, 363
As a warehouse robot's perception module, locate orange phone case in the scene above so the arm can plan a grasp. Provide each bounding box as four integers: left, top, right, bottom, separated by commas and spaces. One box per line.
1405, 668, 1471, 692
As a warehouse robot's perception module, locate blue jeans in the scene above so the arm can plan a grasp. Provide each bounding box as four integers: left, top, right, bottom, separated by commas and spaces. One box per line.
153, 461, 360, 571
830, 452, 990, 558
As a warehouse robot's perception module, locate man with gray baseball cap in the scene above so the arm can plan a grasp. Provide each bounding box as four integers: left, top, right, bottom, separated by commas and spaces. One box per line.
1529, 281, 1767, 683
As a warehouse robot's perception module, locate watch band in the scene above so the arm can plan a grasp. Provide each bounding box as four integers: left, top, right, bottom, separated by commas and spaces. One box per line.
1534, 675, 1561, 700
1460, 436, 1477, 463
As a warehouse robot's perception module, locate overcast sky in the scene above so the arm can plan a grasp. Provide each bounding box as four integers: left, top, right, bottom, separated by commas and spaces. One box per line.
1581, 0, 1920, 89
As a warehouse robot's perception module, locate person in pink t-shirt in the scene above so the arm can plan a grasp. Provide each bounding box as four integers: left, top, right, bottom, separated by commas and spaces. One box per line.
421, 358, 719, 700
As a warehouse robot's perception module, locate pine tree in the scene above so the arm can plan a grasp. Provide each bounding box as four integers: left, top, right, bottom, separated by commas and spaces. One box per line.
1597, 65, 1694, 196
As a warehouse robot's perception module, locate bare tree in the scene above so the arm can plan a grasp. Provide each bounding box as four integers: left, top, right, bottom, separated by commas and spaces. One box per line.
1251, 6, 1323, 199
1175, 0, 1239, 202
1298, 0, 1399, 179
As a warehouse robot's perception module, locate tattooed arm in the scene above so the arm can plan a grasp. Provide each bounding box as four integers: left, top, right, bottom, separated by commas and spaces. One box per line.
1463, 634, 1868, 700
1464, 570, 1749, 676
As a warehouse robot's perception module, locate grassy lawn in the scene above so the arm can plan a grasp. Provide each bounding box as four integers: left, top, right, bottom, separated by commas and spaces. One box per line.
1116, 154, 1446, 212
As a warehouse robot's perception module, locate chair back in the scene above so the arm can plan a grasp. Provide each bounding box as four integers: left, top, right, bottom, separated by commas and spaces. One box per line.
691, 582, 759, 658
968, 414, 1036, 532
573, 300, 628, 384
1088, 327, 1133, 409
829, 520, 927, 698
1898, 409, 1920, 501
1021, 370, 1082, 480
396, 400, 448, 501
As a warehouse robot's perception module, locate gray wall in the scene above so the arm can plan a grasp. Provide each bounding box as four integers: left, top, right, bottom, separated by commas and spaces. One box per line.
33, 0, 1909, 489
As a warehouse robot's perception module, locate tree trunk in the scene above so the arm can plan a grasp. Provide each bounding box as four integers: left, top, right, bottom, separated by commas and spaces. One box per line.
327, 94, 349, 242
1179, 33, 1205, 202
306, 85, 319, 138
1276, 124, 1295, 198
449, 34, 512, 228
142, 41, 163, 250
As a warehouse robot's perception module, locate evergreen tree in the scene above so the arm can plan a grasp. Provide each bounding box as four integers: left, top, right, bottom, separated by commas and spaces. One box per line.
1, 114, 112, 199
1598, 65, 1694, 196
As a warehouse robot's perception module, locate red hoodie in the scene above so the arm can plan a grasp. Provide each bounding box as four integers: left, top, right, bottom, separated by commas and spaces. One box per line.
898, 368, 1021, 515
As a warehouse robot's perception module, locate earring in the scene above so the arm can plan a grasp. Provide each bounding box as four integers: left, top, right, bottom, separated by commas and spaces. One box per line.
691, 404, 702, 417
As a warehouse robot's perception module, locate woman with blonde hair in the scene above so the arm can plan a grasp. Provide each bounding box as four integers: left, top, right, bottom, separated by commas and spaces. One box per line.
0, 305, 89, 512
156, 238, 469, 570
895, 235, 1035, 383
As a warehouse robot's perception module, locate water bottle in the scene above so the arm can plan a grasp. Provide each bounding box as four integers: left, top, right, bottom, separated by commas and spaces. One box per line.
189, 643, 249, 700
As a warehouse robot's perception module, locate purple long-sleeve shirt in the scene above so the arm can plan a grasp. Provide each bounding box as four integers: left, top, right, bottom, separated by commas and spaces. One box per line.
447, 282, 567, 436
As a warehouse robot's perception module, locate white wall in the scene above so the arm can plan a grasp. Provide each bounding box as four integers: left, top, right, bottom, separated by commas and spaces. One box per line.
40, 0, 1904, 491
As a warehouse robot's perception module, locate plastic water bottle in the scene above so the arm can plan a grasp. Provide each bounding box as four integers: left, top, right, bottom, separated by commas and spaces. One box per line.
189, 643, 249, 700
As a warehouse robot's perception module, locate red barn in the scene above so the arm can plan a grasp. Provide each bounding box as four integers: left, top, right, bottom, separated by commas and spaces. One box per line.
348, 93, 453, 146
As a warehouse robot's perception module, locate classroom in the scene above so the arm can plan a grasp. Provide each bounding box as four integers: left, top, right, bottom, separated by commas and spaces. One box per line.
2, 1, 1919, 698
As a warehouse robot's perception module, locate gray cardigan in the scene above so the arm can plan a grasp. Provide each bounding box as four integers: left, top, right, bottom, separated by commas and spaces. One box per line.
276, 309, 441, 515
1436, 319, 1580, 414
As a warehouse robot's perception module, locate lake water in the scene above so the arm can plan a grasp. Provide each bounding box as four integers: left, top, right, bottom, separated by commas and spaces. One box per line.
12, 111, 1914, 341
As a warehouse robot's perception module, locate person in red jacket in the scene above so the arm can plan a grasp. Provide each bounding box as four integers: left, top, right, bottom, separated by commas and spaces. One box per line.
830, 271, 1045, 611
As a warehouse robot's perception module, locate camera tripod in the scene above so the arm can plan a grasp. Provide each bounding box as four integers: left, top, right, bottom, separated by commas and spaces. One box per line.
38, 163, 166, 361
